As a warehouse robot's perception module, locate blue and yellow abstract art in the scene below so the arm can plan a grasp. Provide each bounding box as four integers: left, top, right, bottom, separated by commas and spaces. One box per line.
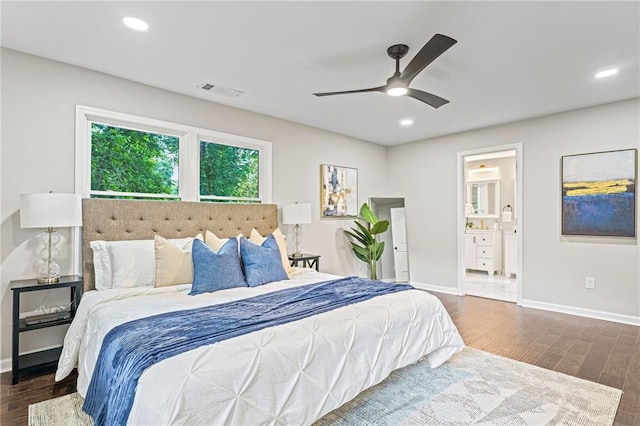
562, 149, 636, 237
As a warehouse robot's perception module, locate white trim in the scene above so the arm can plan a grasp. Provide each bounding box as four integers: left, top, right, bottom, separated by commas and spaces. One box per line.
521, 299, 640, 326
457, 143, 524, 305
410, 281, 462, 295
74, 105, 272, 203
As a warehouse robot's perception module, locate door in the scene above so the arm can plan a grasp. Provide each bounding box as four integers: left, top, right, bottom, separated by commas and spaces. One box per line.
465, 233, 477, 269
390, 207, 409, 282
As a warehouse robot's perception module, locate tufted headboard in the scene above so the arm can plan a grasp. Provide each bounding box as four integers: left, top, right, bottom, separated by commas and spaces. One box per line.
82, 199, 278, 291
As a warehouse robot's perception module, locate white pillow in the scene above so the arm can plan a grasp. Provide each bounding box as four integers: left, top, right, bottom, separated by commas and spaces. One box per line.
154, 234, 203, 287
90, 240, 113, 291
90, 236, 199, 290
249, 228, 294, 275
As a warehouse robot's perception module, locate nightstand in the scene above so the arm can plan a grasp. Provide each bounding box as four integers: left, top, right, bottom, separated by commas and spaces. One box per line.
288, 254, 320, 271
11, 275, 83, 384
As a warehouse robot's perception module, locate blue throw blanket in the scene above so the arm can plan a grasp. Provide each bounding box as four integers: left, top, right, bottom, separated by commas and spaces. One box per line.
83, 277, 412, 425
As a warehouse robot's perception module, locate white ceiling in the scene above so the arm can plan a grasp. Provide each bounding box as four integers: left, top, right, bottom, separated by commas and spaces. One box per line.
2, 1, 638, 146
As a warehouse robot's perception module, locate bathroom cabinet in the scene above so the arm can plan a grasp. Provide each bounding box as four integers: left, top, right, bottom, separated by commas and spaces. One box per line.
465, 230, 503, 275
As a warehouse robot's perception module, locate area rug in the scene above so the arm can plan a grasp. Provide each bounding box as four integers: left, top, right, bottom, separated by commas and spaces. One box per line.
29, 348, 621, 426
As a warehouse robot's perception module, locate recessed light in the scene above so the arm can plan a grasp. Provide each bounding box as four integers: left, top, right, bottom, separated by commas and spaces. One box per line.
123, 17, 149, 31
595, 68, 618, 79
400, 119, 413, 126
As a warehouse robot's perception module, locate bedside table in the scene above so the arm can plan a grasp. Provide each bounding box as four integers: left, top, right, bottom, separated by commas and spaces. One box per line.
11, 275, 83, 384
288, 254, 320, 271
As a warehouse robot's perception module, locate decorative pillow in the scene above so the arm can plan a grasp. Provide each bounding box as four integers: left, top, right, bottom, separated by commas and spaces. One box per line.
205, 230, 229, 252
249, 228, 293, 274
154, 234, 203, 287
91, 237, 198, 290
204, 230, 244, 252
190, 239, 247, 295
240, 235, 289, 287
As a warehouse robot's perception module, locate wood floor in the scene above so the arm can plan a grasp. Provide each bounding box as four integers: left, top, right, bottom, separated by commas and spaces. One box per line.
1, 293, 638, 425
437, 293, 640, 425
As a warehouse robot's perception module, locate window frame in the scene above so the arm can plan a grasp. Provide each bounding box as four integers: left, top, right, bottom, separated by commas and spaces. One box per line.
75, 105, 272, 203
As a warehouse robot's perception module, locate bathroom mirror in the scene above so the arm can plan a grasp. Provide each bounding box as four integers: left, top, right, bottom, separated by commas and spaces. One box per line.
466, 180, 500, 218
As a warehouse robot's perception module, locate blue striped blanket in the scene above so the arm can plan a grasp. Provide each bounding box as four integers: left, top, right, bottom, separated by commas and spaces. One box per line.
83, 277, 413, 425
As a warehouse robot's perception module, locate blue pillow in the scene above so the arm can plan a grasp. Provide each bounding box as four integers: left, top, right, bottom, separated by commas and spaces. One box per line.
190, 238, 247, 295
239, 235, 289, 287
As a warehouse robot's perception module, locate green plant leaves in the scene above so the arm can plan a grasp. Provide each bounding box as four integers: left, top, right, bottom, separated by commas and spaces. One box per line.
359, 203, 378, 224
344, 202, 390, 279
370, 220, 389, 235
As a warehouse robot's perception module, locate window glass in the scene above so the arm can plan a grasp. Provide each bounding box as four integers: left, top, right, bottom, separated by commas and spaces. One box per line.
199, 141, 259, 201
77, 106, 271, 203
91, 123, 178, 197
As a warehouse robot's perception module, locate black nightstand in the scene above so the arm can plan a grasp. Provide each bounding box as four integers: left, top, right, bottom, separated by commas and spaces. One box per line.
11, 275, 83, 384
288, 254, 320, 271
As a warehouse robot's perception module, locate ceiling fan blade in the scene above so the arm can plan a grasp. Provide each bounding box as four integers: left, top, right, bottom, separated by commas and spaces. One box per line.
313, 86, 386, 97
406, 89, 449, 109
400, 34, 457, 84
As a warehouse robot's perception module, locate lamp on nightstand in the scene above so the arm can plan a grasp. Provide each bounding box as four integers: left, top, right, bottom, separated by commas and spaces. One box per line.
20, 192, 82, 283
282, 202, 312, 258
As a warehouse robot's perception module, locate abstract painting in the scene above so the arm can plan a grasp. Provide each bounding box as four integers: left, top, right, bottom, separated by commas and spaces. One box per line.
562, 149, 636, 237
320, 164, 358, 218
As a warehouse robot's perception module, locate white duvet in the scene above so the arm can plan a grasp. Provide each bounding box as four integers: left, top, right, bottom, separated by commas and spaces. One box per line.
57, 270, 464, 425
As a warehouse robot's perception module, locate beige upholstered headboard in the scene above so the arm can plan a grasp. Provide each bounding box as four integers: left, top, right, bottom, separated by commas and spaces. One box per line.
82, 199, 278, 291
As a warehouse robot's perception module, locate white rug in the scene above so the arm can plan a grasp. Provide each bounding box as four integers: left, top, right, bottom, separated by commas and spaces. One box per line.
29, 348, 621, 426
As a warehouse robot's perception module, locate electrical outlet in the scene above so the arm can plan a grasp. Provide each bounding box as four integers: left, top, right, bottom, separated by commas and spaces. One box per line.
585, 276, 595, 290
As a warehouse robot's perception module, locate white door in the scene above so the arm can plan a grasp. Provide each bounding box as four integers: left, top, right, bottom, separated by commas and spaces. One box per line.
464, 233, 477, 269
390, 208, 409, 282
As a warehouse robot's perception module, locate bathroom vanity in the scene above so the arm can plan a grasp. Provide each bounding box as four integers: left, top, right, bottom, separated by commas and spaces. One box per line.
464, 229, 503, 275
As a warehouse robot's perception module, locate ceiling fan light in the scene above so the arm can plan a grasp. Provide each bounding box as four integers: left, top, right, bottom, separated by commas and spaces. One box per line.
387, 87, 408, 97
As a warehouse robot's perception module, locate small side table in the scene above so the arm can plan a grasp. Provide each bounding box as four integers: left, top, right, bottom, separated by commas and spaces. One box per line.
11, 275, 83, 384
288, 254, 320, 271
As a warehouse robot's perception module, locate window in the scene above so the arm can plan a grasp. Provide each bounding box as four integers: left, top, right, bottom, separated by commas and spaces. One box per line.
199, 141, 260, 203
75, 105, 272, 203
90, 123, 180, 199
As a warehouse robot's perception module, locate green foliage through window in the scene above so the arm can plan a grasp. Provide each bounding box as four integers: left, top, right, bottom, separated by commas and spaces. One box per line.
91, 123, 179, 195
200, 141, 259, 199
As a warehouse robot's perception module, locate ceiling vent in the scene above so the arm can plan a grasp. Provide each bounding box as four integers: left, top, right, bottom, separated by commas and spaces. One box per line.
197, 82, 244, 98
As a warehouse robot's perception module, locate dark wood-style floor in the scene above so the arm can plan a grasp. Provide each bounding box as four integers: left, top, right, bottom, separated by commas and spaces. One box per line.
1, 293, 638, 425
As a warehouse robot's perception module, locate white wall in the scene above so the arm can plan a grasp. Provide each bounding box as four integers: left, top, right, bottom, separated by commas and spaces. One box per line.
388, 98, 640, 319
2, 47, 638, 368
0, 48, 387, 362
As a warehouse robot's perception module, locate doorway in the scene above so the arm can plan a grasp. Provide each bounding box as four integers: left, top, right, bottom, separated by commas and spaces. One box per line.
457, 144, 523, 304
369, 197, 409, 282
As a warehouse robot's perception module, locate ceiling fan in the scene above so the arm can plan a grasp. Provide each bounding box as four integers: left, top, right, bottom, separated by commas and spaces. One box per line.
313, 34, 457, 109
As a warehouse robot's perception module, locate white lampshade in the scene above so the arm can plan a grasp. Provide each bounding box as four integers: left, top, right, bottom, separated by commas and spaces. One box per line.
20, 193, 82, 228
282, 203, 312, 225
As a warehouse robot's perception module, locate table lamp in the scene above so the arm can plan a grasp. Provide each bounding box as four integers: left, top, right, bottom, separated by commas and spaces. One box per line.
20, 192, 82, 283
282, 202, 312, 258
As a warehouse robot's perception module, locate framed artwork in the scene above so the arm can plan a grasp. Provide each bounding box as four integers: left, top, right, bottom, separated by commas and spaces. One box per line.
562, 148, 636, 237
320, 164, 358, 218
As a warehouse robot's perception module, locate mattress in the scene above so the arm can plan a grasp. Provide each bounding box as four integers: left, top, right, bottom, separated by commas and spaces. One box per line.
57, 270, 465, 425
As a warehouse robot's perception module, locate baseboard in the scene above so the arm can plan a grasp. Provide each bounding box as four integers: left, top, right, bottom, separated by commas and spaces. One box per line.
410, 281, 461, 296
521, 299, 640, 326
0, 357, 10, 374
0, 344, 63, 374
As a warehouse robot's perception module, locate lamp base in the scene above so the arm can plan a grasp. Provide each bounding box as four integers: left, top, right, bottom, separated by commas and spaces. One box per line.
291, 252, 304, 258
37, 276, 60, 284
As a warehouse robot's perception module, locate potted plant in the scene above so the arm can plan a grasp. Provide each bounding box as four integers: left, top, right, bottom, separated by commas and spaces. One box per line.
344, 203, 389, 280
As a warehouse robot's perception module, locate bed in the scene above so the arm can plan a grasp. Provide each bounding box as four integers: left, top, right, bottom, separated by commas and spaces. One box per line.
56, 199, 464, 425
